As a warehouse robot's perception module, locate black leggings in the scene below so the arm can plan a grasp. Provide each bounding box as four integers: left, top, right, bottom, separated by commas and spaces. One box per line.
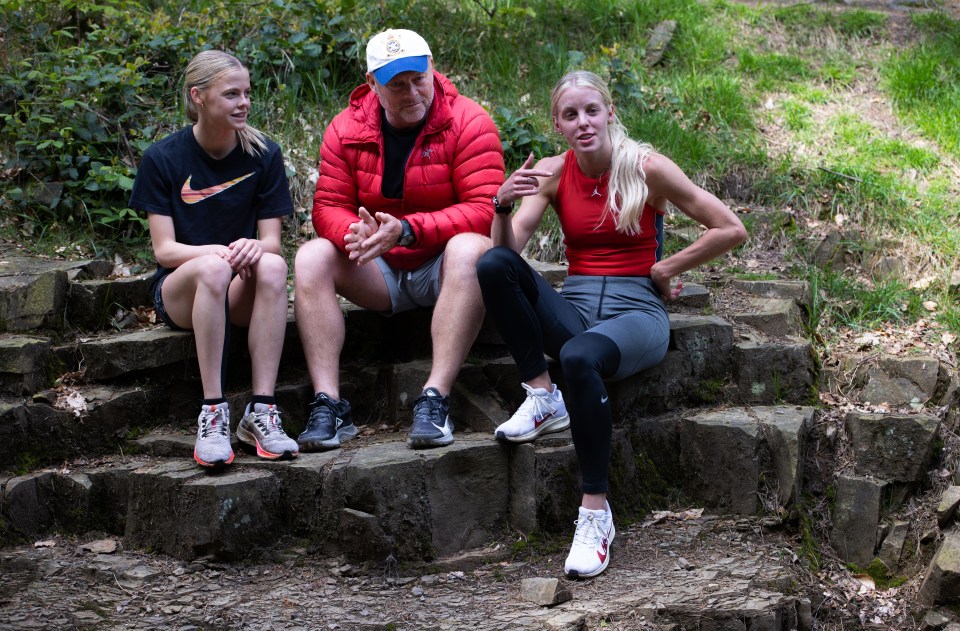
477, 247, 669, 494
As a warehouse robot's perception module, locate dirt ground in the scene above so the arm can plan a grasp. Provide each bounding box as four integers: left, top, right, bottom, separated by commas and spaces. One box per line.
1, 501, 931, 631
1, 512, 818, 631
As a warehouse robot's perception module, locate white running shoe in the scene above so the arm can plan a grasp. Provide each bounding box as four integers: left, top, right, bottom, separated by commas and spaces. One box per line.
494, 383, 570, 443
193, 402, 234, 468
564, 503, 616, 579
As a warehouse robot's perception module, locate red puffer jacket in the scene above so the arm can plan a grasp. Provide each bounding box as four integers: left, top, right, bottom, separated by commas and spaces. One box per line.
312, 72, 504, 270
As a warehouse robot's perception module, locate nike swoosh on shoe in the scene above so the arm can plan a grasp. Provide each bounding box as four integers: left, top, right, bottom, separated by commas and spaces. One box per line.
597, 537, 609, 562
432, 419, 453, 437
534, 412, 554, 428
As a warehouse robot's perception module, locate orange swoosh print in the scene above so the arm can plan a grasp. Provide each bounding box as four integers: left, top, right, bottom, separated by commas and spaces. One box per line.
180, 172, 255, 204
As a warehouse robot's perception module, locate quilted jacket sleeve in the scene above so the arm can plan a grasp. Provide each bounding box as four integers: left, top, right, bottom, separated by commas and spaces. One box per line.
311, 117, 360, 254
405, 102, 504, 250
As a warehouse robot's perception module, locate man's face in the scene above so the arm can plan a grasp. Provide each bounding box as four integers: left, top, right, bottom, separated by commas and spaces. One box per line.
367, 62, 434, 129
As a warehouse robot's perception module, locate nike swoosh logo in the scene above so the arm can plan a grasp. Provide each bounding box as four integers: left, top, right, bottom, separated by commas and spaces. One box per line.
597, 537, 609, 562
534, 412, 554, 428
181, 172, 254, 204
600, 395, 609, 403
432, 418, 453, 437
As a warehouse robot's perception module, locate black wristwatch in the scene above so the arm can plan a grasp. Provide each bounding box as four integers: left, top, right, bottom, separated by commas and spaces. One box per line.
492, 195, 514, 215
398, 219, 416, 247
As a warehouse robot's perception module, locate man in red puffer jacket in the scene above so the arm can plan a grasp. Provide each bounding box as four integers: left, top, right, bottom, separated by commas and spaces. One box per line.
294, 28, 505, 451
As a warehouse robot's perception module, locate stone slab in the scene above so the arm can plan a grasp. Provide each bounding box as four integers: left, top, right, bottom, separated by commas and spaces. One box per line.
845, 412, 940, 482
680, 409, 760, 514
734, 335, 817, 405
66, 273, 153, 331
79, 328, 196, 380
831, 475, 884, 565
920, 528, 960, 605
731, 297, 805, 338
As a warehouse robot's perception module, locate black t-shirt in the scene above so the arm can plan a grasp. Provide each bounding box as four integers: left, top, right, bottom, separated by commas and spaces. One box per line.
130, 126, 293, 263
380, 110, 426, 199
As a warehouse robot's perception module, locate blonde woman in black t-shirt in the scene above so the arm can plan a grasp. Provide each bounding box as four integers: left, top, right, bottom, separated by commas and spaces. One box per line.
130, 50, 297, 468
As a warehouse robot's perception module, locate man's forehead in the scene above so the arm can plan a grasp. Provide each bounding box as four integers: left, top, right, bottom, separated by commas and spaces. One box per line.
388, 69, 428, 82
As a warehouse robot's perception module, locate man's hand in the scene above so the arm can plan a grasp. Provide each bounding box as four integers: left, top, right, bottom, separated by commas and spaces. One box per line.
345, 208, 403, 265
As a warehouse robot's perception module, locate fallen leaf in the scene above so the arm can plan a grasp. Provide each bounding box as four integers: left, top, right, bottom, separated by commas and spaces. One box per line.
79, 538, 117, 554
944, 333, 957, 345
923, 301, 938, 312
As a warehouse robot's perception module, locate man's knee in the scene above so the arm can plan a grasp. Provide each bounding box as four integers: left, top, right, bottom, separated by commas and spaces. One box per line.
444, 232, 493, 266
295, 238, 340, 281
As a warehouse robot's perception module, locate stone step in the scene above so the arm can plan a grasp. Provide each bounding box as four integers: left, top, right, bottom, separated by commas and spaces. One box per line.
1, 405, 814, 563
0, 311, 817, 472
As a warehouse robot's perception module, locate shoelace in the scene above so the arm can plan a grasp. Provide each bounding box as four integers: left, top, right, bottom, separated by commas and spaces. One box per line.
199, 406, 228, 438
513, 384, 555, 423
253, 406, 282, 436
413, 394, 446, 420
572, 513, 601, 547
306, 398, 337, 430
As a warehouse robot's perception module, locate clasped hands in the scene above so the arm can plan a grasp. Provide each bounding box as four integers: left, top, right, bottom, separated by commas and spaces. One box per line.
216, 238, 262, 280
344, 207, 402, 265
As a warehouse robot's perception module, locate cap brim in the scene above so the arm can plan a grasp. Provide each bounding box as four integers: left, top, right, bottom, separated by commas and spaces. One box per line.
372, 56, 429, 84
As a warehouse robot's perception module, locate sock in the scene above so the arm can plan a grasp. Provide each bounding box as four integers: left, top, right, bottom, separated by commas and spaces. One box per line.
251, 395, 275, 407
203, 397, 227, 407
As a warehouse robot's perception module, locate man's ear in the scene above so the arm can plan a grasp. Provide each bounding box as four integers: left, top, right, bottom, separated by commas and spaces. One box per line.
365, 73, 378, 92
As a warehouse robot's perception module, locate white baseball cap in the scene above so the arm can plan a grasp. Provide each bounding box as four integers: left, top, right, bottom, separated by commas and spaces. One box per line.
366, 29, 432, 84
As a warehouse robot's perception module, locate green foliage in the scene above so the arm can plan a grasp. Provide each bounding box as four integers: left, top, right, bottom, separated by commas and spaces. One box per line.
492, 107, 555, 170
771, 4, 886, 38
811, 268, 926, 331
884, 13, 960, 160
738, 51, 811, 91
798, 506, 821, 572
0, 0, 368, 249
846, 558, 908, 590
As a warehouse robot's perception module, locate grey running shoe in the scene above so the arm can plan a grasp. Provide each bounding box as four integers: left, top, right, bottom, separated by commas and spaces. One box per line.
194, 402, 234, 468
237, 403, 299, 460
297, 393, 357, 451
407, 387, 454, 449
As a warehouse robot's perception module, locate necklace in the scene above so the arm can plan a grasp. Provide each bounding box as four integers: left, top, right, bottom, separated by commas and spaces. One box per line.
588, 168, 609, 198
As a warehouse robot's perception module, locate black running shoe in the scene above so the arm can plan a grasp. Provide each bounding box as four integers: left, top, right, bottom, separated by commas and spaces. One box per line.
407, 387, 454, 449
297, 393, 357, 451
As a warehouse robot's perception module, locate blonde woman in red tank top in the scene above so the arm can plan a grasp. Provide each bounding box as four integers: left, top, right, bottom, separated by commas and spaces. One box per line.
477, 70, 747, 579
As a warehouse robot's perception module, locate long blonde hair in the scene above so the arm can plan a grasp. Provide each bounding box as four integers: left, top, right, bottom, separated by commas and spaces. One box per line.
182, 50, 267, 157
550, 70, 655, 235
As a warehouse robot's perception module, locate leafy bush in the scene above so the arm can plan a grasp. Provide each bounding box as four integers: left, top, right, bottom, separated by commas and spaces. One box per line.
493, 106, 555, 170
0, 0, 368, 247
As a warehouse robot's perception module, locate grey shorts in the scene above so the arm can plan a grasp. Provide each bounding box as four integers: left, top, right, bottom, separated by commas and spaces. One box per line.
374, 253, 444, 316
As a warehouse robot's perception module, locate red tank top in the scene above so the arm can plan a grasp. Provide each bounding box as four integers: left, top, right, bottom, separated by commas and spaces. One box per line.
554, 150, 664, 276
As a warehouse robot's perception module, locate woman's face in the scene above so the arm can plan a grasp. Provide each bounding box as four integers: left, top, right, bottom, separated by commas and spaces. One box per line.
553, 85, 615, 158
193, 68, 251, 132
